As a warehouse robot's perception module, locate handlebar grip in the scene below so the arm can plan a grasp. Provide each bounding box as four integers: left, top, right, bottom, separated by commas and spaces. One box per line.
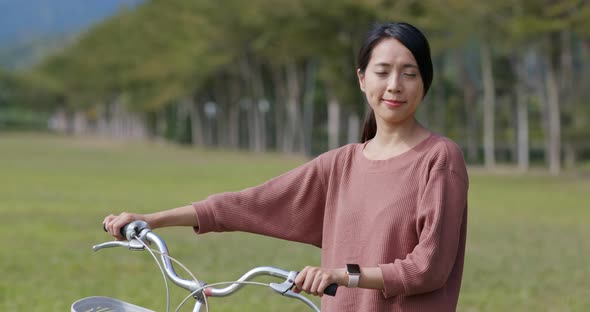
324, 283, 338, 296
102, 221, 150, 240
102, 223, 125, 237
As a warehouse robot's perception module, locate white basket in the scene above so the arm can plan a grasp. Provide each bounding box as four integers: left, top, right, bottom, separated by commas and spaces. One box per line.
71, 296, 155, 312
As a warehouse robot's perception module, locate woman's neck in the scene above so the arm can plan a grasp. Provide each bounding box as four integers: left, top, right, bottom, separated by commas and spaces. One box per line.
374, 118, 426, 145
364, 119, 430, 160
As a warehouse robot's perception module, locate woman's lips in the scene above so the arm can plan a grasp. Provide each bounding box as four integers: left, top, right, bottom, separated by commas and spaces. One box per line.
382, 99, 405, 108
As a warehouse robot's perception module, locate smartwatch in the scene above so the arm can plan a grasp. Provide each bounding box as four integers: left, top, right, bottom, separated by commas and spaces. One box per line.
346, 264, 361, 288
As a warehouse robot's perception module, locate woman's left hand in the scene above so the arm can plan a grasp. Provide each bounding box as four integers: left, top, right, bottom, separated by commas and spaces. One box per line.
293, 266, 347, 297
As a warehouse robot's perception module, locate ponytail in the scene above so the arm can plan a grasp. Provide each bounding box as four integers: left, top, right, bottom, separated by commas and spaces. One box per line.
360, 108, 377, 143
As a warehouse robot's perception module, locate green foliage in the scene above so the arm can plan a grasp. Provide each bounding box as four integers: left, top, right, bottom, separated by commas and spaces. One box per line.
0, 107, 50, 130
0, 69, 62, 130
37, 1, 232, 111
4, 0, 589, 164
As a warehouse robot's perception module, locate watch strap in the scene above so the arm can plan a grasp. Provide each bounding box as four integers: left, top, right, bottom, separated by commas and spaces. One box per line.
345, 264, 361, 288
347, 273, 360, 288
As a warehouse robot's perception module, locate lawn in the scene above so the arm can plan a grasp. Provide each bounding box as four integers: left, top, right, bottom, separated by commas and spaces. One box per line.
1, 133, 588, 311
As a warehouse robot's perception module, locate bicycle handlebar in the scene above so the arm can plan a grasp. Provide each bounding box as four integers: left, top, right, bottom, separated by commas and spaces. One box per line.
96, 221, 338, 311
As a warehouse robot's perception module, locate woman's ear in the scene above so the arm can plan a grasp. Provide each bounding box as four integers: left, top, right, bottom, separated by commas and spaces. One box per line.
357, 68, 365, 92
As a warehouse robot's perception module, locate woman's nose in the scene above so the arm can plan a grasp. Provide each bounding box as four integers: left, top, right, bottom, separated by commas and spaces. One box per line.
386, 75, 402, 93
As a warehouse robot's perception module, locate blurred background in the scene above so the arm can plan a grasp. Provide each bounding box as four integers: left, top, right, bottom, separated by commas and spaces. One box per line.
1, 0, 589, 172
1, 1, 589, 311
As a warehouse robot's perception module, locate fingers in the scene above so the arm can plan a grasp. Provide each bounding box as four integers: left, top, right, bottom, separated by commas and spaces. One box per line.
294, 266, 335, 297
294, 268, 307, 293
310, 272, 323, 296
301, 268, 317, 295
102, 212, 143, 241
102, 214, 119, 239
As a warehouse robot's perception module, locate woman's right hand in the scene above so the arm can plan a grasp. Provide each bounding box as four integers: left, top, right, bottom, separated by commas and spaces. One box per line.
103, 205, 199, 240
103, 212, 148, 241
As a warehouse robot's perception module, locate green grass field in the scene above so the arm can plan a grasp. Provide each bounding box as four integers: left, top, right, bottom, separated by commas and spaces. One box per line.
1, 133, 589, 311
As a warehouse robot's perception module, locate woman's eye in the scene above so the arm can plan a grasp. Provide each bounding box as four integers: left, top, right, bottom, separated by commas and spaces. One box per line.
403, 73, 417, 77
375, 72, 388, 76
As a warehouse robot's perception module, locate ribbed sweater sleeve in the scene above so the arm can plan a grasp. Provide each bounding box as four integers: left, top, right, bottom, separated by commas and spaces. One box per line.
378, 144, 468, 298
191, 153, 330, 247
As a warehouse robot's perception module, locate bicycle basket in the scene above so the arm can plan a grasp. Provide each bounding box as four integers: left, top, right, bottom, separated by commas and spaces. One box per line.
71, 296, 155, 312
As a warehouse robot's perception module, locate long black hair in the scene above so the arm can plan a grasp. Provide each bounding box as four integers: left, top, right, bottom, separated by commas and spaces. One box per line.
358, 22, 433, 143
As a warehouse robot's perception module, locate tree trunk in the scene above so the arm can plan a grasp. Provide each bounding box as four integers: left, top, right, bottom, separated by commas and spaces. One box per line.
271, 66, 287, 152
144, 111, 157, 139
252, 98, 266, 152
226, 75, 241, 149
95, 103, 108, 137
302, 59, 318, 156
560, 31, 575, 169
250, 58, 267, 153
456, 51, 478, 163
415, 94, 430, 127
176, 100, 189, 144
533, 50, 550, 166
228, 103, 239, 149
347, 112, 360, 143
480, 42, 496, 168
73, 111, 87, 136
237, 56, 253, 151
156, 107, 167, 139
544, 48, 561, 175
564, 143, 575, 169
212, 75, 226, 148
212, 72, 239, 149
284, 61, 304, 154
109, 95, 124, 138
433, 81, 446, 134
432, 55, 446, 134
204, 101, 215, 146
127, 113, 146, 140
512, 53, 530, 172
238, 55, 267, 152
515, 80, 529, 171
48, 107, 67, 133
327, 91, 341, 150
187, 96, 204, 146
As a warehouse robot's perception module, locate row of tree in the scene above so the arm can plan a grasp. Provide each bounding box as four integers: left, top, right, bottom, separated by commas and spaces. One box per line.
3, 0, 590, 174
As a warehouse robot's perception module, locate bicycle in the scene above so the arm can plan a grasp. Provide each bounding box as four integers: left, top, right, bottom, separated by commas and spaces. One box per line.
72, 221, 338, 312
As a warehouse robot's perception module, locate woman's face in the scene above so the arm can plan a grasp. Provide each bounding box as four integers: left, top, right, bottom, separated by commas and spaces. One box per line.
357, 38, 424, 127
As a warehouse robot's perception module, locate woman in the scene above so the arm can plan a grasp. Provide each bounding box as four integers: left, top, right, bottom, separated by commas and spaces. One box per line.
104, 22, 469, 311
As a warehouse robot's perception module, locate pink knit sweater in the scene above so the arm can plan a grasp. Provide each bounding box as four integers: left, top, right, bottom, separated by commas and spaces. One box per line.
192, 133, 469, 311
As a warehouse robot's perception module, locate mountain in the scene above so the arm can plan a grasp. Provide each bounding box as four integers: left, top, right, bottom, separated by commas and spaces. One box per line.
0, 0, 143, 70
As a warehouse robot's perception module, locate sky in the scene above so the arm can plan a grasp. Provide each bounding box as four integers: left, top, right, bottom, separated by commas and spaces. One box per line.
0, 0, 142, 46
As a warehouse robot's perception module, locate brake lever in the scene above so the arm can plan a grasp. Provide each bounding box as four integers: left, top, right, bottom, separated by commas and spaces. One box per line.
269, 271, 298, 294
269, 272, 321, 312
92, 239, 146, 252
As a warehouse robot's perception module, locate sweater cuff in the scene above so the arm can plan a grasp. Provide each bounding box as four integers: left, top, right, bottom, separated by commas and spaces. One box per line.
192, 201, 215, 234
379, 263, 406, 298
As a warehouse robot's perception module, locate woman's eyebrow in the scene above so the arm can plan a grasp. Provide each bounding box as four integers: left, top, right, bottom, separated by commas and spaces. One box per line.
401, 63, 418, 69
373, 62, 418, 69
373, 62, 392, 68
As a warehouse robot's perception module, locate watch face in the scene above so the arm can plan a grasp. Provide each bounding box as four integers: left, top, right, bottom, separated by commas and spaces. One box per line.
346, 264, 361, 274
